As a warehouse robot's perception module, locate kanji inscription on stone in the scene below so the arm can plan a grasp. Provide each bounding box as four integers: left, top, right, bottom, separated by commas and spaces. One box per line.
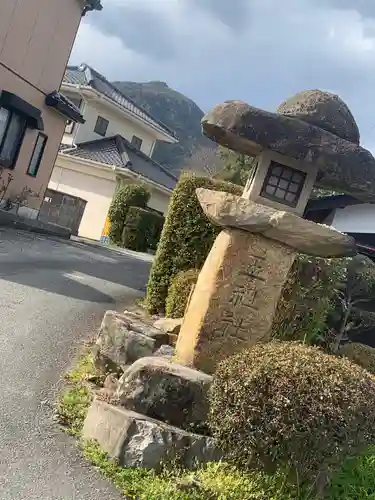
175, 229, 296, 373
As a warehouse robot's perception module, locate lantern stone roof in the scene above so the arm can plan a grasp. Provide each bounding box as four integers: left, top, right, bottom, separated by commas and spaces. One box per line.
202, 90, 375, 201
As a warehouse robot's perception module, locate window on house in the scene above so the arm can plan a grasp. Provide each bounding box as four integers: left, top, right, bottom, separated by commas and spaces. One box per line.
94, 116, 109, 136
0, 107, 27, 168
27, 133, 47, 177
65, 97, 82, 134
131, 135, 143, 150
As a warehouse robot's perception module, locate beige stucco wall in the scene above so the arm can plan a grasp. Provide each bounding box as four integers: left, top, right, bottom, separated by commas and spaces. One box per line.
49, 157, 117, 241
73, 100, 156, 156
0, 64, 66, 211
49, 155, 173, 240
0, 0, 82, 93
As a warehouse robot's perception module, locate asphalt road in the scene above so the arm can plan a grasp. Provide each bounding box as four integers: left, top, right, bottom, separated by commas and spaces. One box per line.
0, 229, 152, 499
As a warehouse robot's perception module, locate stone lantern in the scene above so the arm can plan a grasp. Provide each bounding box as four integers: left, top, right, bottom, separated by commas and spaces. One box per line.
175, 90, 375, 374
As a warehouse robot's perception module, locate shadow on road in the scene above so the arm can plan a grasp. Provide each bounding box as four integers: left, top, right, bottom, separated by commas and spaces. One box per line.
0, 237, 152, 302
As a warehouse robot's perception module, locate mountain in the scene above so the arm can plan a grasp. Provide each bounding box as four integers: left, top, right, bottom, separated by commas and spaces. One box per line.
112, 80, 213, 174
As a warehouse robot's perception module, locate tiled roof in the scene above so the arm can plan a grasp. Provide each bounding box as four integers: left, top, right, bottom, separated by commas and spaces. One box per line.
61, 135, 178, 191
62, 65, 177, 140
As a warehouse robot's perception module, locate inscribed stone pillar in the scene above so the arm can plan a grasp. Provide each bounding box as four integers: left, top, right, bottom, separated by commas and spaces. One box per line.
175, 228, 296, 373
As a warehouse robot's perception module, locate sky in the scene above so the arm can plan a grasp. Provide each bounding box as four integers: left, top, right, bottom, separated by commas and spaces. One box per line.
71, 0, 375, 150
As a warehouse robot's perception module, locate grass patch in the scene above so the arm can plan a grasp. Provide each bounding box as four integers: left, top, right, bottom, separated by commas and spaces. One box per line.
58, 386, 91, 436
82, 440, 299, 500
326, 447, 375, 499
57, 348, 98, 436
66, 350, 101, 384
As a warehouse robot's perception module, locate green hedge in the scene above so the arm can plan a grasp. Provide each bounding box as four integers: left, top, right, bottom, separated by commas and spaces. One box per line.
209, 341, 375, 480
122, 207, 165, 253
108, 184, 150, 245
145, 174, 242, 314
165, 269, 200, 318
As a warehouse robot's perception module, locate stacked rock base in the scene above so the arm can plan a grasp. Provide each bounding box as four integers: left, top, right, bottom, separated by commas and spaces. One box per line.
83, 310, 221, 470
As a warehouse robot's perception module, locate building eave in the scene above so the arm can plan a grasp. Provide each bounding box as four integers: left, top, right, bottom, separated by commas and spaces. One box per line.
82, 0, 103, 16
61, 78, 177, 144
45, 91, 85, 124
58, 151, 173, 195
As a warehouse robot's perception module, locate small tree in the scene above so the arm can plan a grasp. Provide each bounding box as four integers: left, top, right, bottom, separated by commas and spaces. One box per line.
329, 255, 375, 353
182, 146, 225, 178
183, 146, 256, 187
217, 146, 256, 186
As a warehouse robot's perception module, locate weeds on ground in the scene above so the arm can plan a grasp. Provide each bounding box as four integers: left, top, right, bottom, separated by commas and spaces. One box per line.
326, 447, 375, 499
82, 440, 300, 500
56, 349, 98, 436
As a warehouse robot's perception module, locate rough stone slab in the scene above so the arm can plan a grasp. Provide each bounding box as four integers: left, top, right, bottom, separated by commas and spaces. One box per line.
152, 345, 175, 358
153, 317, 183, 336
175, 229, 296, 374
82, 399, 221, 469
122, 314, 171, 347
196, 188, 356, 258
201, 100, 375, 201
116, 357, 212, 429
93, 311, 155, 372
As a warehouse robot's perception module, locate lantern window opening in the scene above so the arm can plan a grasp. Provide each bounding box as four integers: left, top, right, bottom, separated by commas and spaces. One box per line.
260, 161, 306, 208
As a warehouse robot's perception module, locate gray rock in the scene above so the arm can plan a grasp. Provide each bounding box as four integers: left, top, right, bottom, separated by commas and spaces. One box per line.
93, 311, 155, 373
196, 188, 357, 258
116, 357, 212, 429
82, 399, 221, 470
152, 345, 175, 358
123, 315, 170, 348
201, 94, 375, 201
277, 90, 360, 144
153, 317, 183, 336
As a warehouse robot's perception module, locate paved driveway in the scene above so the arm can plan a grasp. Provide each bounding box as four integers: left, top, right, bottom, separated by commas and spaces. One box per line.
0, 229, 152, 499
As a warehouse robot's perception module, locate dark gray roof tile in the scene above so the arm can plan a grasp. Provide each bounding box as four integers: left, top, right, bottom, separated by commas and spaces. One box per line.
61, 135, 177, 191
62, 65, 177, 140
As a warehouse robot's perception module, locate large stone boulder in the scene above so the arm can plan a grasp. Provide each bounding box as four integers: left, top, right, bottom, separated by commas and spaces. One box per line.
201, 91, 375, 201
93, 311, 156, 373
83, 399, 221, 470
115, 357, 212, 430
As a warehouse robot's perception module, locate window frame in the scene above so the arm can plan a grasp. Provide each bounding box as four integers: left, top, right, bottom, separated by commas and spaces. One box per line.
0, 107, 27, 169
27, 132, 48, 178
131, 135, 143, 150
260, 161, 306, 208
94, 115, 109, 137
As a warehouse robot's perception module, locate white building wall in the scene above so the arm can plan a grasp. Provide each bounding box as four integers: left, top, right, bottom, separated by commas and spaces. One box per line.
148, 187, 171, 215
49, 160, 116, 241
332, 204, 375, 233
72, 101, 156, 156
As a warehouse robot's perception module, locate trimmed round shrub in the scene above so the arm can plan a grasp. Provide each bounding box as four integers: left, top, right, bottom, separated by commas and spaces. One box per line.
339, 342, 375, 374
108, 184, 150, 245
209, 341, 375, 478
122, 207, 165, 253
165, 268, 200, 318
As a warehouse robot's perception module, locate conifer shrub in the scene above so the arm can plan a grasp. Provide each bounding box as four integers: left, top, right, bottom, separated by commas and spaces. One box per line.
145, 174, 241, 314
122, 207, 164, 253
165, 268, 200, 318
108, 184, 150, 245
